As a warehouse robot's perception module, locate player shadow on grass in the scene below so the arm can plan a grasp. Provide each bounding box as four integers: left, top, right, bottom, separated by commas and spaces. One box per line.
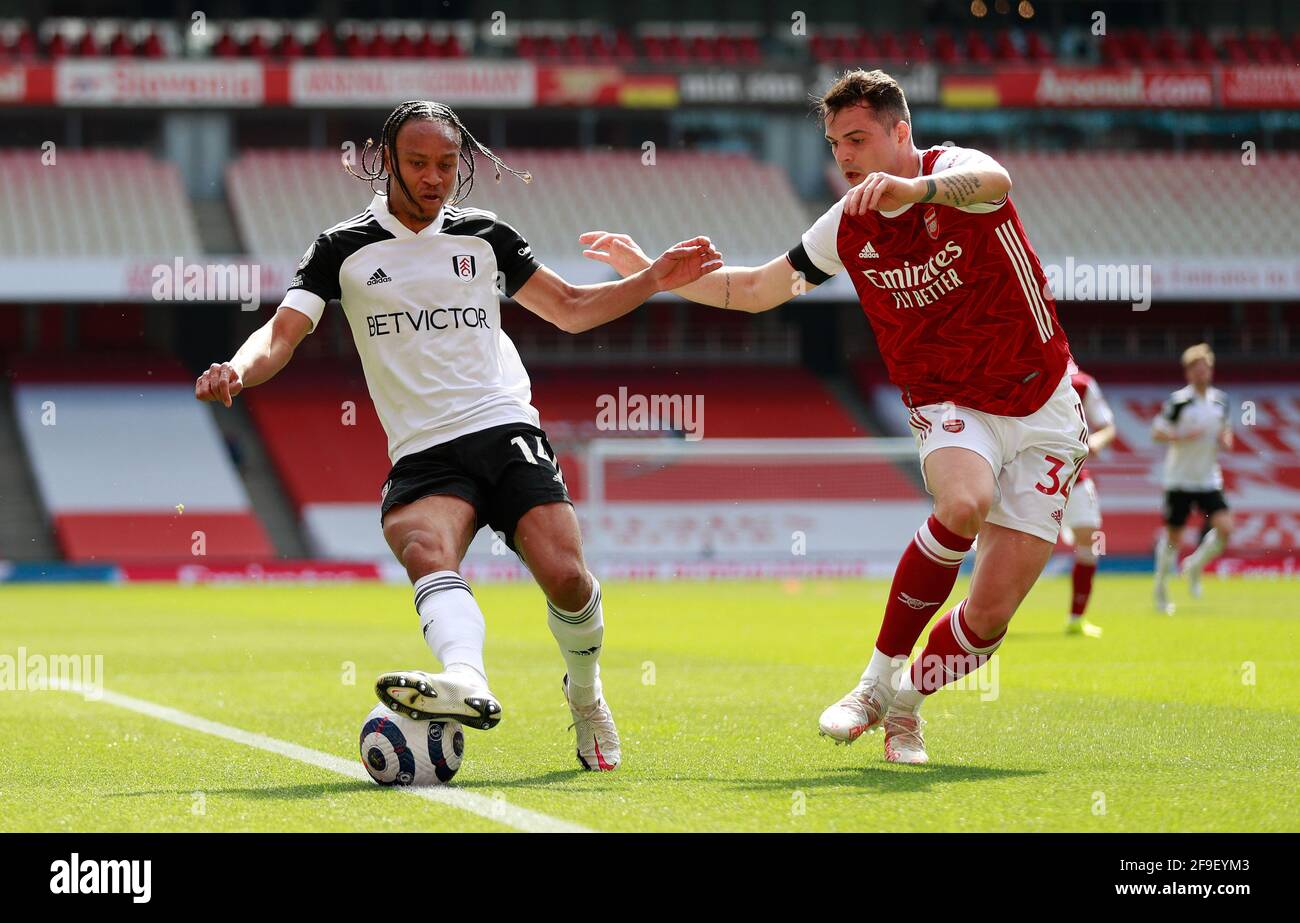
718, 762, 1043, 794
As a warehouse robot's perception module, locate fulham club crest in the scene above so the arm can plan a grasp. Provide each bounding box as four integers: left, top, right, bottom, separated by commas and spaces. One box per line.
923, 206, 939, 240
452, 254, 477, 282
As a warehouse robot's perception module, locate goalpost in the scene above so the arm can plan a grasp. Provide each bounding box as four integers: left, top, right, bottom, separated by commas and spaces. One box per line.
573, 437, 929, 571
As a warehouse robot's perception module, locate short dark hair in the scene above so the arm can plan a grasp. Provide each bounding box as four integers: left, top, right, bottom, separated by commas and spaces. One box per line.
817, 69, 911, 130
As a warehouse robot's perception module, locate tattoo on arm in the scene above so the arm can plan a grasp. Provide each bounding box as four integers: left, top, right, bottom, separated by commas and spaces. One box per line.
919, 179, 937, 203
723, 273, 731, 308
939, 171, 982, 207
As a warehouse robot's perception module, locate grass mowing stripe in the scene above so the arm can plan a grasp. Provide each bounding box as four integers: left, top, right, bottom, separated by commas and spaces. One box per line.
52, 681, 593, 834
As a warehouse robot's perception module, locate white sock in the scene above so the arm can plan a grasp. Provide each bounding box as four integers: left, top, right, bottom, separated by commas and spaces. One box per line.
547, 575, 604, 704
1187, 528, 1225, 568
413, 571, 487, 685
892, 671, 925, 715
862, 648, 910, 697
1154, 539, 1178, 584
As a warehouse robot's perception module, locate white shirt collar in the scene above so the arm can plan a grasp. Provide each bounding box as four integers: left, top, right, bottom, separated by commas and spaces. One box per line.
369, 192, 446, 238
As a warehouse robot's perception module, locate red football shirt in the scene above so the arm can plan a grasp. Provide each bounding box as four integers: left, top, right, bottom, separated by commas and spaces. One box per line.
789, 145, 1071, 417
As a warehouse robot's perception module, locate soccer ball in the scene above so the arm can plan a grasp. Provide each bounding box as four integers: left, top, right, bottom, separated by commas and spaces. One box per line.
359, 703, 464, 786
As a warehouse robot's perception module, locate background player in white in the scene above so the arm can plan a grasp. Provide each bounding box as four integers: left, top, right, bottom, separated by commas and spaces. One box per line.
1060, 363, 1116, 637
1151, 343, 1234, 614
581, 70, 1087, 764
195, 100, 720, 770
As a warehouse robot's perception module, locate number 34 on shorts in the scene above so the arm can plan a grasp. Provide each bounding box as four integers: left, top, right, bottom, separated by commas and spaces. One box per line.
908, 374, 1089, 543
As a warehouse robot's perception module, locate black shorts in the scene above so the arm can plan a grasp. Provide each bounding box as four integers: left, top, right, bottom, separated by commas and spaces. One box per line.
1163, 489, 1229, 527
379, 422, 571, 552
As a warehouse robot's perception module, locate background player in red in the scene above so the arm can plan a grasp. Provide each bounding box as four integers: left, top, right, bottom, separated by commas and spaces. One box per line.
581, 69, 1087, 764
1060, 362, 1118, 637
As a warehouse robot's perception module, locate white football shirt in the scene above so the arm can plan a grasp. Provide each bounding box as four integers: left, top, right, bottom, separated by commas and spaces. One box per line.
1153, 385, 1230, 491
282, 193, 542, 464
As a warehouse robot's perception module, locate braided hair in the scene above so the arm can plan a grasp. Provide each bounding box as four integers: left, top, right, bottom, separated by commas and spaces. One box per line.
345, 100, 530, 207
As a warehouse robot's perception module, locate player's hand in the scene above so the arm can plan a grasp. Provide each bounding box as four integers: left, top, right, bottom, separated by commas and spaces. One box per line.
579, 231, 653, 278
1087, 433, 1106, 456
645, 237, 723, 292
845, 172, 924, 215
195, 362, 243, 407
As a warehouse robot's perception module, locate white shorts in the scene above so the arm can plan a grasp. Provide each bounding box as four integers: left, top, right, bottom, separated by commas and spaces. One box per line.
1063, 474, 1102, 532
907, 372, 1090, 543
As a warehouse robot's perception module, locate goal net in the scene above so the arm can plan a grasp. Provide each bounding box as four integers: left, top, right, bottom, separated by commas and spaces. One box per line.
573, 437, 930, 570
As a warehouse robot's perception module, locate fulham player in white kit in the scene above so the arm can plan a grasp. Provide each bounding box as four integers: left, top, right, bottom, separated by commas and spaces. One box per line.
581, 70, 1088, 764
1061, 363, 1117, 637
1152, 343, 1234, 614
195, 100, 720, 770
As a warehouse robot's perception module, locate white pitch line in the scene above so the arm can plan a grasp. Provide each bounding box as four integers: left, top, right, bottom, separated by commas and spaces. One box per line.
53, 681, 592, 834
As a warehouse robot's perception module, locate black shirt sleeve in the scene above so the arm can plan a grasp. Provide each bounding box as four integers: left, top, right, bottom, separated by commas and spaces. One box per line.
484, 220, 541, 297
288, 232, 342, 303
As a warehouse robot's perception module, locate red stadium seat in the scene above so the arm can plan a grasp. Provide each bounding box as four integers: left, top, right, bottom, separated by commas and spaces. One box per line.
1025, 31, 1053, 62
965, 31, 993, 64
689, 35, 716, 64
275, 32, 303, 58
1188, 31, 1217, 63
213, 33, 239, 57
108, 32, 134, 57
903, 30, 929, 63
311, 30, 336, 57
935, 29, 962, 63
341, 32, 365, 57
877, 33, 903, 62
1155, 30, 1187, 63
54, 512, 274, 563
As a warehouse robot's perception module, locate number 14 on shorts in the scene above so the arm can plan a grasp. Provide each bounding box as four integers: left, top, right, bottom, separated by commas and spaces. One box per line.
511, 435, 566, 485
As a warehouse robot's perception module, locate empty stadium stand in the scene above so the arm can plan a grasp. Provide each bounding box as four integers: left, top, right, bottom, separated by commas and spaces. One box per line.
227, 148, 813, 272
0, 151, 201, 258
827, 151, 1300, 261
9, 357, 273, 562
7, 17, 1297, 66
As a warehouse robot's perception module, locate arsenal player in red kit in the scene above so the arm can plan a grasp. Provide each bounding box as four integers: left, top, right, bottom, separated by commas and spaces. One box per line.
582, 69, 1088, 764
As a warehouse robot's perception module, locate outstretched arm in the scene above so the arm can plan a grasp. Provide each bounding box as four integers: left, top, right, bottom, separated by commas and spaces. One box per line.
195, 306, 312, 406
514, 237, 721, 334
579, 232, 807, 313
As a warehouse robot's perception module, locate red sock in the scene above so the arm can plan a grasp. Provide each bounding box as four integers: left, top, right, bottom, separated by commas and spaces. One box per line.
910, 600, 1005, 694
875, 515, 974, 657
1071, 561, 1096, 616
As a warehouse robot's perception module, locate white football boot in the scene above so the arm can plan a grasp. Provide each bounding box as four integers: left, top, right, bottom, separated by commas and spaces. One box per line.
1153, 581, 1176, 616
883, 711, 929, 764
375, 670, 502, 730
819, 675, 893, 744
1180, 556, 1204, 599
563, 675, 620, 771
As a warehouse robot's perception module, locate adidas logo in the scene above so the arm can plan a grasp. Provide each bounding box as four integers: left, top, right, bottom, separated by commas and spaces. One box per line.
366, 267, 392, 286
858, 242, 880, 259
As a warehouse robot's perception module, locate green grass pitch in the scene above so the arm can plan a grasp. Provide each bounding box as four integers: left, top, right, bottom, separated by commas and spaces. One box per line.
1, 574, 1296, 832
